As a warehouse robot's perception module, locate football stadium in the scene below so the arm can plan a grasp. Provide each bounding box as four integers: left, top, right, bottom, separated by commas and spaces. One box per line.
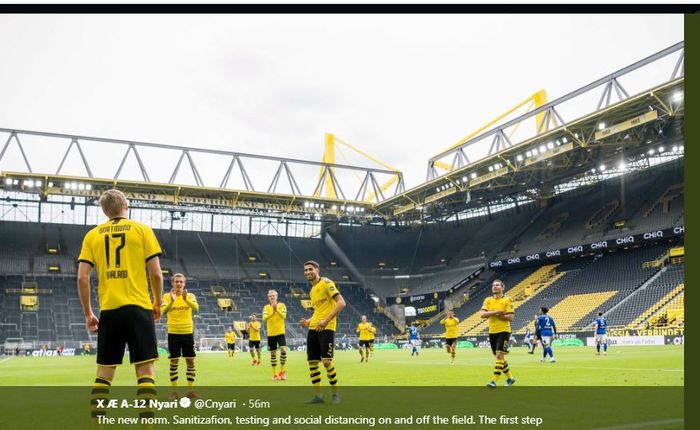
0, 34, 685, 396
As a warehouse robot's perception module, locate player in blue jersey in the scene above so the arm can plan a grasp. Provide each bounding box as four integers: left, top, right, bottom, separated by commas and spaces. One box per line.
536, 307, 557, 363
528, 313, 540, 354
408, 321, 421, 356
524, 327, 533, 351
594, 311, 609, 356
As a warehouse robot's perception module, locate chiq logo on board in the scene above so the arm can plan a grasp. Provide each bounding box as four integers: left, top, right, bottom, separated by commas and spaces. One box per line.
616, 236, 635, 245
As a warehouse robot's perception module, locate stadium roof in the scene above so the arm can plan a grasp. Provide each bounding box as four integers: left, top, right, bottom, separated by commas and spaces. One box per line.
379, 77, 684, 222
0, 42, 684, 223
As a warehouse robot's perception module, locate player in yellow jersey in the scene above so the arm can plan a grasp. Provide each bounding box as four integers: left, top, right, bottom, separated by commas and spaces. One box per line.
77, 190, 163, 423
368, 323, 377, 357
440, 309, 460, 364
225, 328, 236, 359
300, 260, 346, 404
247, 314, 262, 365
162, 273, 199, 399
356, 315, 373, 363
262, 289, 288, 381
480, 279, 516, 388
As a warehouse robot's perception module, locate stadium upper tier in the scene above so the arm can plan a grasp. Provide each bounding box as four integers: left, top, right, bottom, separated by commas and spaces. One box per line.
0, 159, 682, 284
0, 160, 683, 284
496, 159, 683, 259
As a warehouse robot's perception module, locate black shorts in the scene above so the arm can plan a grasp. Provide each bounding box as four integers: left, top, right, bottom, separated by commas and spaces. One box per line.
267, 334, 286, 351
249, 340, 261, 349
307, 329, 335, 361
359, 340, 371, 348
97, 305, 158, 366
445, 337, 458, 347
227, 343, 236, 351
168, 333, 196, 359
369, 339, 375, 345
535, 330, 542, 340
489, 332, 511, 355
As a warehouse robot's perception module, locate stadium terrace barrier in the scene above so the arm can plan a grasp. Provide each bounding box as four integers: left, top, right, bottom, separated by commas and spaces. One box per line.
384, 265, 484, 319
489, 226, 684, 269
386, 291, 446, 316
463, 329, 683, 347
606, 327, 684, 337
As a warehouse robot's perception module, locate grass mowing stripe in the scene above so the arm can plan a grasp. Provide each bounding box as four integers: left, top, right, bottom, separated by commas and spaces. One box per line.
593, 418, 684, 430
0, 346, 683, 386
388, 360, 683, 372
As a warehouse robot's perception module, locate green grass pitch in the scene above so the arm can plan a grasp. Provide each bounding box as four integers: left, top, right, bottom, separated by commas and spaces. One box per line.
0, 345, 683, 386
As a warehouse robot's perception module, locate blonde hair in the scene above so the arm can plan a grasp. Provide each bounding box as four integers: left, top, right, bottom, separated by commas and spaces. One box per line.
267, 289, 278, 296
172, 273, 186, 282
99, 189, 128, 218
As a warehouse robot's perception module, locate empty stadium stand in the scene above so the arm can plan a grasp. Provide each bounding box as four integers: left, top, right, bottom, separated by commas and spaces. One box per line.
509, 245, 671, 333
0, 159, 685, 350
499, 160, 684, 258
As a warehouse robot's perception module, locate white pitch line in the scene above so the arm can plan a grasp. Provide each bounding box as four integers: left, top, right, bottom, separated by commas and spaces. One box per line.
387, 360, 684, 372
0, 356, 14, 365
515, 364, 683, 372
593, 418, 684, 430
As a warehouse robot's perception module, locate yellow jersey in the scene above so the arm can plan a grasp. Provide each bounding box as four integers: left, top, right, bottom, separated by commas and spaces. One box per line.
481, 295, 515, 333
262, 303, 287, 337
309, 277, 341, 331
440, 316, 460, 339
357, 322, 373, 341
369, 324, 376, 340
162, 292, 198, 334
224, 331, 236, 344
78, 217, 162, 311
248, 321, 261, 341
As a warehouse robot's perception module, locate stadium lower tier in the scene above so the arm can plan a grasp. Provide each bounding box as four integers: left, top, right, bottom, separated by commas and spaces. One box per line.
419, 243, 684, 337
0, 277, 398, 351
